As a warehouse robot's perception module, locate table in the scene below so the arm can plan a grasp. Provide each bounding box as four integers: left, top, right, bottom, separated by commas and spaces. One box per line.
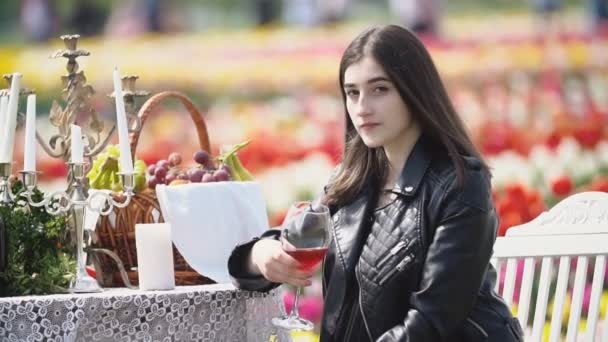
0, 284, 292, 341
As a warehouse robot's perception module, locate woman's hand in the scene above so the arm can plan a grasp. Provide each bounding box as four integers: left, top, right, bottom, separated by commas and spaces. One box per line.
249, 239, 314, 287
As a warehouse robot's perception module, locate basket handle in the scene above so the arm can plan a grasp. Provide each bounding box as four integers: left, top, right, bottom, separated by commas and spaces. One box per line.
130, 91, 211, 156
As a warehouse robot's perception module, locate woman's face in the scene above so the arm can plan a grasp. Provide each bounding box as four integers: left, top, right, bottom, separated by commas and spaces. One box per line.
343, 56, 417, 150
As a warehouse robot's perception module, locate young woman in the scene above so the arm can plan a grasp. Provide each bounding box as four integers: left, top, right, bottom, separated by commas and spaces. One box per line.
228, 25, 524, 342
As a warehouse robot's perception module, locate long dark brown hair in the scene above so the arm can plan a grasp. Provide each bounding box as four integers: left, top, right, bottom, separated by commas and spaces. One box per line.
324, 25, 490, 208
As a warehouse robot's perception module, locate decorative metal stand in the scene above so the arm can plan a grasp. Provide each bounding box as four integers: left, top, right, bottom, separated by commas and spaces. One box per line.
0, 35, 148, 293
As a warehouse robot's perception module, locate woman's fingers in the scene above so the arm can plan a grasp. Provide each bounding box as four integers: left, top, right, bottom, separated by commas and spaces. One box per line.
264, 265, 313, 287
261, 259, 315, 287
251, 239, 316, 287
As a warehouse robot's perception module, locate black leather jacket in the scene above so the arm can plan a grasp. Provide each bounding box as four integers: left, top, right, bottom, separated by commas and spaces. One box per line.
228, 136, 524, 342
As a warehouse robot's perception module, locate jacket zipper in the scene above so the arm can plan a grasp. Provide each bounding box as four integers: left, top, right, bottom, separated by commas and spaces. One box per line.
466, 318, 489, 338
379, 254, 414, 286
343, 302, 358, 340
321, 253, 327, 294
376, 239, 409, 269
355, 263, 374, 342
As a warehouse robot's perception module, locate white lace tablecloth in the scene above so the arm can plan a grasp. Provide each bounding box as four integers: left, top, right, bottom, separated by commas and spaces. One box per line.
0, 284, 292, 342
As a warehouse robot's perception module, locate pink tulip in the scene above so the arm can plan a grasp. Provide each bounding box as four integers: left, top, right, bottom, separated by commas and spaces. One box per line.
497, 260, 526, 303
582, 284, 593, 314
282, 292, 324, 323
298, 297, 324, 322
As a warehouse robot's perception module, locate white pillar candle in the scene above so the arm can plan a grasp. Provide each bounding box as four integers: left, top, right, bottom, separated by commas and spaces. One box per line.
23, 94, 37, 172
112, 68, 134, 173
0, 73, 22, 163
70, 124, 84, 164
135, 223, 175, 290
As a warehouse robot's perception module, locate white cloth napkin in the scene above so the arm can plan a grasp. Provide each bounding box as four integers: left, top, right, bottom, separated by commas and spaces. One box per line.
156, 181, 269, 284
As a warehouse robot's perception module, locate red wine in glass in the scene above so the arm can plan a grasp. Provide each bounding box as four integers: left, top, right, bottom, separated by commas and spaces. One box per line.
286, 247, 328, 271
272, 201, 331, 332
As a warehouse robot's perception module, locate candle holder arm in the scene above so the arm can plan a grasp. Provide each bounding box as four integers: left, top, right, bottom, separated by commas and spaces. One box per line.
21, 190, 73, 215
86, 190, 133, 216
36, 132, 66, 159
86, 123, 116, 157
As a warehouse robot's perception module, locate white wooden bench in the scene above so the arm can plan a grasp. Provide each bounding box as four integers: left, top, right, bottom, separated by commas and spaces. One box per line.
492, 191, 608, 342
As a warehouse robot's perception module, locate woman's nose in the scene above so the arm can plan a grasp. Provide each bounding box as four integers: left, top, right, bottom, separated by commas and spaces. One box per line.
354, 96, 373, 117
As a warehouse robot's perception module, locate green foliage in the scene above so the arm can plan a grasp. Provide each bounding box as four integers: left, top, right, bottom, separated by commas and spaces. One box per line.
0, 180, 75, 296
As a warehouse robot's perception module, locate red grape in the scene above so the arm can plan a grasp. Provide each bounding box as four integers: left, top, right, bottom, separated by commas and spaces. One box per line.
202, 173, 215, 182
177, 172, 189, 181
157, 160, 170, 170
148, 178, 158, 189
193, 150, 210, 165
147, 164, 156, 176
169, 153, 182, 166
214, 169, 230, 181
154, 167, 167, 179
189, 168, 204, 182
165, 173, 177, 184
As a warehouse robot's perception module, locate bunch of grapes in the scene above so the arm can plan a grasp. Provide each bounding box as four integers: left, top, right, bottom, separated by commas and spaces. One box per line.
146, 150, 232, 189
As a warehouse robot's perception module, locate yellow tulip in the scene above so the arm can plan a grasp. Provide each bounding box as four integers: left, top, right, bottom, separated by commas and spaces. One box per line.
547, 293, 572, 327
290, 331, 320, 342
600, 291, 608, 319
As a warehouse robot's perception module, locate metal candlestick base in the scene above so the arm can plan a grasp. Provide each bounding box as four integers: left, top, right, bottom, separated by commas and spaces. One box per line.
70, 268, 102, 293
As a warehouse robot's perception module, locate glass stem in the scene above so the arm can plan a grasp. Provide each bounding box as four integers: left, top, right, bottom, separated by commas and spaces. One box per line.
290, 287, 302, 317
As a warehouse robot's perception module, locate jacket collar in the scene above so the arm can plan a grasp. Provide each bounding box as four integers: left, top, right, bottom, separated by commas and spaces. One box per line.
388, 134, 435, 197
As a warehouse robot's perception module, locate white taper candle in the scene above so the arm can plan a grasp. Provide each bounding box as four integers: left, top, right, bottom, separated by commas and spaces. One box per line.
0, 73, 22, 163
23, 94, 37, 171
112, 67, 133, 173
70, 124, 84, 164
0, 97, 8, 162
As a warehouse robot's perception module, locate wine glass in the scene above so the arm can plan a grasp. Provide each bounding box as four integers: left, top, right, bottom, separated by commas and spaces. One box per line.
271, 201, 331, 331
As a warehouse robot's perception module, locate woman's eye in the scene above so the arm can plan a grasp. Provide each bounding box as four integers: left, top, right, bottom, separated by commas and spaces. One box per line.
374, 86, 388, 93
346, 90, 359, 97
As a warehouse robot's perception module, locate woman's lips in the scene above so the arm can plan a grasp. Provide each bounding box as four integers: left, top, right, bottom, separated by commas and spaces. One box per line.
360, 123, 380, 130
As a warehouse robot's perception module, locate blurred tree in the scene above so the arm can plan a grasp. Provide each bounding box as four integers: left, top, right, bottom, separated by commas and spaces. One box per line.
254, 0, 281, 26
68, 0, 108, 37
587, 0, 608, 33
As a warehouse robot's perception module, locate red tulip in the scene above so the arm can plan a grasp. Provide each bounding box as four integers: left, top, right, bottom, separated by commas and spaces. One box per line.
498, 211, 523, 237
590, 177, 608, 193
545, 132, 562, 150
573, 125, 602, 149
551, 176, 573, 197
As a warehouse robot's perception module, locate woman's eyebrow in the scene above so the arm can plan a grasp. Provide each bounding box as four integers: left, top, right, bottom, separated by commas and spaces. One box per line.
344, 76, 391, 88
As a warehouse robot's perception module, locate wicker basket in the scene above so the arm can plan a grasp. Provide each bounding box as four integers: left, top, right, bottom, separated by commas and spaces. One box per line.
92, 91, 215, 287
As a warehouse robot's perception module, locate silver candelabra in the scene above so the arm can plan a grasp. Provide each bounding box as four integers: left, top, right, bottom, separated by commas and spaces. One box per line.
0, 34, 147, 293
